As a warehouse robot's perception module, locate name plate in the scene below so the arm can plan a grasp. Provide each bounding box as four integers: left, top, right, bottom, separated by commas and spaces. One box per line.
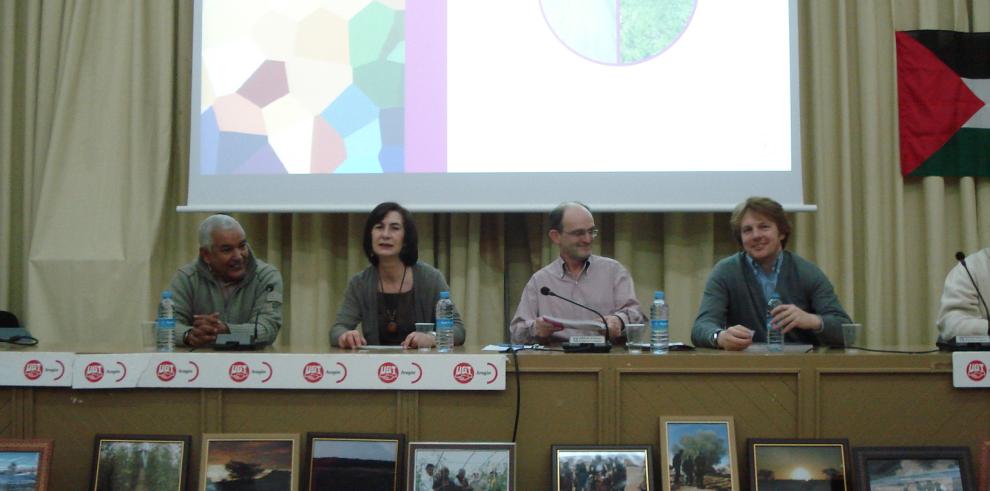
136, 353, 506, 390
953, 352, 990, 388
957, 335, 990, 344
569, 336, 606, 344
73, 354, 148, 389
0, 352, 74, 386
1, 352, 507, 390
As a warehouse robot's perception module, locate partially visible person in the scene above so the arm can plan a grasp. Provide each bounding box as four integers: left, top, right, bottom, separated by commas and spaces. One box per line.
418, 463, 436, 491
169, 214, 283, 348
691, 197, 851, 350
454, 468, 471, 490
434, 467, 453, 490
330, 202, 465, 349
510, 202, 644, 344
937, 248, 990, 341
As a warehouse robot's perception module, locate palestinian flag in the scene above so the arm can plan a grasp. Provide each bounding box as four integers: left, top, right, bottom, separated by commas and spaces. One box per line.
896, 30, 990, 176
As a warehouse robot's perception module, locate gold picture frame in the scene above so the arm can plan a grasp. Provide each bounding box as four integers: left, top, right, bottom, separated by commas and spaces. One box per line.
200, 433, 300, 491
0, 438, 54, 491
659, 416, 739, 491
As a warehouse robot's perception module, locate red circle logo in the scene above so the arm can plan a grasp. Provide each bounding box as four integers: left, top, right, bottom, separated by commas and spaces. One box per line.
378, 362, 399, 384
85, 362, 105, 382
303, 362, 324, 383
453, 363, 475, 384
23, 360, 43, 380
229, 362, 250, 383
967, 360, 987, 382
156, 361, 177, 382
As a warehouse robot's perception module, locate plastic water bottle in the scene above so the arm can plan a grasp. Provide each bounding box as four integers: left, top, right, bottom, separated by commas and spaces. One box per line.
766, 292, 783, 352
435, 291, 455, 353
156, 291, 176, 352
650, 291, 669, 355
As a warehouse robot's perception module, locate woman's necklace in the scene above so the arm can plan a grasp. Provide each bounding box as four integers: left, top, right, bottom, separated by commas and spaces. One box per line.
379, 266, 407, 334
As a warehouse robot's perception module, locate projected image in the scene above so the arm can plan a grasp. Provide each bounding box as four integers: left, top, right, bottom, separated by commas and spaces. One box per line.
540, 0, 696, 65
199, 0, 404, 175
187, 1, 802, 211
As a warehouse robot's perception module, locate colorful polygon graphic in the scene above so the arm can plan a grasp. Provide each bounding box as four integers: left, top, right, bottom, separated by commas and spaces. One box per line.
199, 0, 405, 175
540, 0, 696, 65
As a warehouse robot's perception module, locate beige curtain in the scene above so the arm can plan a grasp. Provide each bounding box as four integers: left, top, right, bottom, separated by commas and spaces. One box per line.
3, 0, 989, 351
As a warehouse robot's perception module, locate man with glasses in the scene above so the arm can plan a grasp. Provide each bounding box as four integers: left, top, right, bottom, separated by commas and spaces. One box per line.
510, 202, 644, 344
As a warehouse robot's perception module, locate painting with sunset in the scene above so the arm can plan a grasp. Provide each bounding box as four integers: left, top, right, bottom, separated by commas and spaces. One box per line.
747, 439, 851, 490
200, 433, 299, 491
659, 416, 739, 491
854, 446, 974, 491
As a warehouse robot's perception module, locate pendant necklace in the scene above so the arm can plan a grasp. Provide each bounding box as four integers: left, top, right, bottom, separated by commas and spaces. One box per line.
379, 266, 407, 334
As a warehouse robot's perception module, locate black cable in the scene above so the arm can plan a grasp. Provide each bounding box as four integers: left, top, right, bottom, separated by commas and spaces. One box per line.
510, 346, 520, 443
507, 345, 567, 442
838, 345, 940, 354
0, 335, 38, 346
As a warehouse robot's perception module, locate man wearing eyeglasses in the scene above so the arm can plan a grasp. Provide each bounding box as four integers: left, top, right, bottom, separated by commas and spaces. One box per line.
509, 202, 644, 344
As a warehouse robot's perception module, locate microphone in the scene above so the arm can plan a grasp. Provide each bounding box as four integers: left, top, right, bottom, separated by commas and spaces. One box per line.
214, 285, 274, 351
955, 251, 990, 336
540, 287, 612, 353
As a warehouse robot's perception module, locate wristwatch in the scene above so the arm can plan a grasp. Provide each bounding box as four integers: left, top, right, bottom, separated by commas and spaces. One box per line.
712, 329, 722, 348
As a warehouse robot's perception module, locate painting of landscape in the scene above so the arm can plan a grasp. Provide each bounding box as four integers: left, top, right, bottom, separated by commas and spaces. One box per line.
0, 450, 42, 490
751, 442, 848, 491
202, 435, 298, 491
93, 436, 189, 491
307, 435, 401, 490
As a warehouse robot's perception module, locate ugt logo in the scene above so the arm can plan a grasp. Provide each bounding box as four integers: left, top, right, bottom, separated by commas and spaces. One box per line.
303, 362, 324, 383
378, 362, 399, 384
23, 360, 43, 380
156, 361, 177, 382
453, 363, 475, 384
229, 361, 250, 383
967, 360, 987, 382
85, 362, 105, 382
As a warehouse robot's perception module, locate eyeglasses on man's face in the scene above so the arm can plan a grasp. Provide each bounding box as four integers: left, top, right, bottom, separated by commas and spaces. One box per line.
561, 227, 599, 239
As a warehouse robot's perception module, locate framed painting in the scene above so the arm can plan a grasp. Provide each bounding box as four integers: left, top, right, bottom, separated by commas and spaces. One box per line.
854, 446, 974, 491
0, 439, 53, 491
91, 434, 191, 490
407, 442, 514, 491
747, 438, 851, 490
305, 432, 405, 491
659, 416, 739, 491
201, 433, 299, 491
552, 444, 654, 490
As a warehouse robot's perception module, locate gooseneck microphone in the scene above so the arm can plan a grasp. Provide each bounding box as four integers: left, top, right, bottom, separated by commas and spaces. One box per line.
540, 287, 612, 352
214, 285, 274, 351
955, 251, 990, 336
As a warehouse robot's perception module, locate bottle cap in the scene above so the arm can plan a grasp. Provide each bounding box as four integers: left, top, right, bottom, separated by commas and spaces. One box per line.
439, 291, 450, 299
162, 291, 173, 299
654, 291, 664, 299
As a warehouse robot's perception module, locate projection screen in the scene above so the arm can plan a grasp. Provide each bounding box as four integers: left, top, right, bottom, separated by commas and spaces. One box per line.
182, 0, 810, 212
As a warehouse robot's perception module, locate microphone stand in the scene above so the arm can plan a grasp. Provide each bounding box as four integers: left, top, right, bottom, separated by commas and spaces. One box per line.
540, 287, 612, 353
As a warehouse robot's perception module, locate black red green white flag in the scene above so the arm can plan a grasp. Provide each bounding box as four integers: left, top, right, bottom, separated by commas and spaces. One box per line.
896, 30, 990, 176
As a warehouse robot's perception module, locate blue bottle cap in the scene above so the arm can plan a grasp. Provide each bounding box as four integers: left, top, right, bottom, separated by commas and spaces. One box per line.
439, 291, 450, 299
654, 291, 664, 299
162, 291, 173, 299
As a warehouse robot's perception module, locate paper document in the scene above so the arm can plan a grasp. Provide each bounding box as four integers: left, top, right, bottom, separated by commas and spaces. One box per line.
744, 343, 814, 353
483, 344, 542, 352
543, 317, 605, 331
